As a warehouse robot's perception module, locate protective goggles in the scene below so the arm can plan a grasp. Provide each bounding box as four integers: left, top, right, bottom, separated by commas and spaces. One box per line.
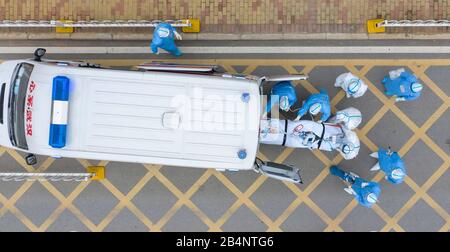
157, 28, 171, 37
341, 143, 360, 154
347, 79, 361, 94
279, 96, 291, 111
366, 193, 378, 204
391, 169, 406, 180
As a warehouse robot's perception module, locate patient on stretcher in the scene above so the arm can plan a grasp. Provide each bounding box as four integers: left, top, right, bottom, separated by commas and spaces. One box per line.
259, 119, 360, 160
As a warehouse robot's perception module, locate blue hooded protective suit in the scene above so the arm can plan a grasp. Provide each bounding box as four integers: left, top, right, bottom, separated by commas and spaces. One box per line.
296, 89, 331, 121
382, 71, 421, 101
351, 178, 381, 208
151, 23, 182, 57
265, 81, 298, 113
377, 149, 407, 184
330, 166, 381, 208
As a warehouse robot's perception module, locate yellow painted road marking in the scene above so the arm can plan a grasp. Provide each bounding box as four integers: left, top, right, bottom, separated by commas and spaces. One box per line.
0, 58, 448, 232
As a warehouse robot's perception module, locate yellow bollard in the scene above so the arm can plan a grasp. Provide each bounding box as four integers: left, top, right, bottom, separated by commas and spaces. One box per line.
86, 166, 105, 180
56, 20, 74, 33
367, 19, 386, 33
182, 19, 201, 33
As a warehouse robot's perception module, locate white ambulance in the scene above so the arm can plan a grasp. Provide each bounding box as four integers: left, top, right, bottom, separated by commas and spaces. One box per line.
0, 48, 307, 183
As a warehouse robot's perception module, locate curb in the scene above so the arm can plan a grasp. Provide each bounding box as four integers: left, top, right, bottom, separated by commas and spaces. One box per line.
2, 32, 450, 40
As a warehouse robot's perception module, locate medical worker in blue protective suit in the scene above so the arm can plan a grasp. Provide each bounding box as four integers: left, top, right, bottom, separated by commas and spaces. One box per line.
370, 148, 407, 184
330, 166, 381, 208
382, 68, 423, 102
295, 89, 331, 122
151, 23, 183, 57
263, 81, 297, 117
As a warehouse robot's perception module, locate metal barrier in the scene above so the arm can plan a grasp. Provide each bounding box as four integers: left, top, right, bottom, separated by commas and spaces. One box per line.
0, 166, 105, 182
379, 19, 450, 27
0, 19, 201, 33
0, 19, 189, 27
367, 19, 450, 33
0, 173, 94, 182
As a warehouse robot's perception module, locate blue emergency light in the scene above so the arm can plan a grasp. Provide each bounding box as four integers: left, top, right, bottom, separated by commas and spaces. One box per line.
49, 76, 70, 148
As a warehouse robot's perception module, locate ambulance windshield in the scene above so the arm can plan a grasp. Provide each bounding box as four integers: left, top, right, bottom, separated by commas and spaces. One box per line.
8, 63, 34, 150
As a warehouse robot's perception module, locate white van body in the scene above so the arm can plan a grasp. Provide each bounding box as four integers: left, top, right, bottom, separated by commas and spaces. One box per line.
0, 59, 261, 170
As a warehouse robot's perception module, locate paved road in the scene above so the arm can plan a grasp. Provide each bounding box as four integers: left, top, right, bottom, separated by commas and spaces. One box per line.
0, 42, 449, 232
5, 40, 450, 59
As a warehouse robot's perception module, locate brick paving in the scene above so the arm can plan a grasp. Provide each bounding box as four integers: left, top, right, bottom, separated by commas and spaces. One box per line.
1, 0, 450, 34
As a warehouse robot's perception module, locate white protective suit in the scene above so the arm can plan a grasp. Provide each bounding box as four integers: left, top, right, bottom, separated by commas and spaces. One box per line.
328, 107, 362, 130
259, 119, 360, 160
334, 72, 368, 98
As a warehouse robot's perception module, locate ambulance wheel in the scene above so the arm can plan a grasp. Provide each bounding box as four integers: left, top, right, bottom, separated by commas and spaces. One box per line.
25, 154, 37, 166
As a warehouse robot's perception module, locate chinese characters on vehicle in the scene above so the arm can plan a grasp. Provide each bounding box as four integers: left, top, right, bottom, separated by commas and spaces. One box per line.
25, 81, 36, 136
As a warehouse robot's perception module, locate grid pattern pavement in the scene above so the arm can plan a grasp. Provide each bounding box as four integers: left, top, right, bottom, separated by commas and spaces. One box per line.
0, 58, 449, 232
1, 0, 450, 33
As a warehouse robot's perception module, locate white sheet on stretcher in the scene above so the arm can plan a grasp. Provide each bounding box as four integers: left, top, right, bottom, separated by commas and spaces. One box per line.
259, 119, 343, 151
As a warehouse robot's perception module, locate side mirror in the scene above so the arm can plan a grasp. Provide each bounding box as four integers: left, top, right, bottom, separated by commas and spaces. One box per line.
25, 154, 38, 166
34, 48, 46, 62
255, 159, 303, 184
